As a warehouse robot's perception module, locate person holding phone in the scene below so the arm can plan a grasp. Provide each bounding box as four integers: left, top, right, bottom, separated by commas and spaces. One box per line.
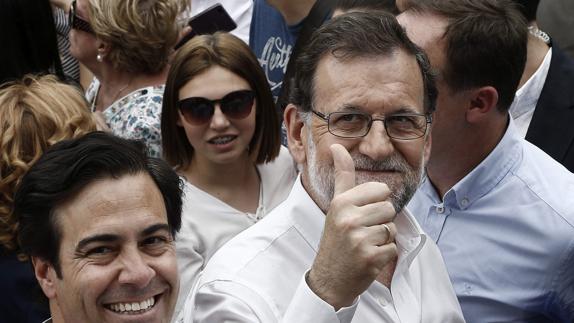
161, 32, 297, 321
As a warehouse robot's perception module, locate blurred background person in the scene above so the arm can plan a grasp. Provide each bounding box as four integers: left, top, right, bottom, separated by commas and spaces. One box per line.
333, 0, 398, 16
70, 0, 187, 157
161, 32, 297, 321
0, 74, 96, 322
0, 0, 65, 85
49, 0, 93, 90
508, 0, 574, 172
538, 0, 574, 59
396, 0, 574, 172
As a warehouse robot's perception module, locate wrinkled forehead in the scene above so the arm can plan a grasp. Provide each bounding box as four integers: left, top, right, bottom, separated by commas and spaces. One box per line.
53, 174, 169, 242
312, 51, 426, 114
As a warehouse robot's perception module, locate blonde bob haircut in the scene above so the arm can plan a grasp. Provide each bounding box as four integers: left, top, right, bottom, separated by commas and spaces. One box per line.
162, 32, 281, 169
87, 0, 188, 74
0, 75, 96, 256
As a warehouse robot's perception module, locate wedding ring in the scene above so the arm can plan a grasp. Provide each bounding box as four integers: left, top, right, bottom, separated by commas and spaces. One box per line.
382, 223, 392, 244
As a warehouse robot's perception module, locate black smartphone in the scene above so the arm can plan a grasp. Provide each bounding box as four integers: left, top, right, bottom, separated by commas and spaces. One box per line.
174, 4, 237, 50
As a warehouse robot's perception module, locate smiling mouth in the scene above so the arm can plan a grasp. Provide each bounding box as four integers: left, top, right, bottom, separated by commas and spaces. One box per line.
208, 135, 236, 145
105, 295, 158, 315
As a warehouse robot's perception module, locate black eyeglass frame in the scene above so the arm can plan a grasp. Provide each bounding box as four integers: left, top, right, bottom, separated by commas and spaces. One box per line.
69, 0, 95, 34
178, 90, 256, 125
311, 109, 433, 140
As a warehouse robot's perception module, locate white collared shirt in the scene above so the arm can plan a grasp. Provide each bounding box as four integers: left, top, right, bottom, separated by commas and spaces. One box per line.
185, 177, 465, 322
509, 48, 552, 138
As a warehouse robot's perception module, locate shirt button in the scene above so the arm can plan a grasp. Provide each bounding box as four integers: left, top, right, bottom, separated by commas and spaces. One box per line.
378, 298, 388, 306
436, 205, 445, 214
461, 198, 469, 207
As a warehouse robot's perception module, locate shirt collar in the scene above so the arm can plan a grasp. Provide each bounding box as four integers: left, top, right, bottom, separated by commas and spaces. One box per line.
424, 117, 522, 210
509, 47, 553, 119
290, 175, 427, 268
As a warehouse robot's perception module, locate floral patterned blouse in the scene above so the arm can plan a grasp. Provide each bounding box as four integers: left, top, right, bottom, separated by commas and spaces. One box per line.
86, 78, 164, 158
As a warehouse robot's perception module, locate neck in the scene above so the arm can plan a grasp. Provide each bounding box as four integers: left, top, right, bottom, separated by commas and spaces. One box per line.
182, 152, 257, 190
266, 0, 316, 25
519, 23, 550, 88
426, 115, 508, 198
49, 301, 64, 323
93, 65, 168, 111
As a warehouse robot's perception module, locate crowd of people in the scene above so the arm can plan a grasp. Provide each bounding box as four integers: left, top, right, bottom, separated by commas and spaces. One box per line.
1, 0, 573, 322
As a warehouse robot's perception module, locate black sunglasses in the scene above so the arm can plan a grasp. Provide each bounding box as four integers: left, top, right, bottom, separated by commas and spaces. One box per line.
178, 90, 255, 125
69, 0, 94, 34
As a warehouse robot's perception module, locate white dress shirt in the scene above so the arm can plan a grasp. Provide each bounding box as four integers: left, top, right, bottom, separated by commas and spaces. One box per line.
186, 177, 465, 322
509, 48, 552, 138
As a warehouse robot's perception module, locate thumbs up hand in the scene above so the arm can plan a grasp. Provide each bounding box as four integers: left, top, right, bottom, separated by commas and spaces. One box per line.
307, 144, 398, 310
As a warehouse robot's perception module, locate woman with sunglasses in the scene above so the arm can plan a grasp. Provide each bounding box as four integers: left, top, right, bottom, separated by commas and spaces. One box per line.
68, 0, 187, 157
161, 32, 297, 320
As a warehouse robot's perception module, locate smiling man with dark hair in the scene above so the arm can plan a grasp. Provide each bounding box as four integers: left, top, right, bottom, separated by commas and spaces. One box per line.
14, 132, 183, 323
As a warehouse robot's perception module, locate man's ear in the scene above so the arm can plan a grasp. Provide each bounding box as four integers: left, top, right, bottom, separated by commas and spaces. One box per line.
465, 86, 499, 124
423, 129, 432, 163
32, 256, 58, 299
284, 104, 307, 165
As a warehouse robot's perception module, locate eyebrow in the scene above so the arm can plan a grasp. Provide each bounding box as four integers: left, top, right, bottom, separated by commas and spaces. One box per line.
337, 105, 421, 115
142, 223, 171, 237
76, 234, 120, 252
389, 106, 421, 114
75, 224, 171, 252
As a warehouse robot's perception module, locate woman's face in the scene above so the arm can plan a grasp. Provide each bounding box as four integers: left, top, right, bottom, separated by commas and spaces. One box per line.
177, 65, 257, 167
69, 0, 98, 68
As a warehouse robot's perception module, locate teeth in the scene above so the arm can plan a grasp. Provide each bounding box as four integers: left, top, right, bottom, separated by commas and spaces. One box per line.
210, 136, 234, 144
107, 297, 156, 314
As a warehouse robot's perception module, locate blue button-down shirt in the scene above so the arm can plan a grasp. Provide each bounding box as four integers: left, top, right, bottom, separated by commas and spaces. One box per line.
408, 120, 574, 322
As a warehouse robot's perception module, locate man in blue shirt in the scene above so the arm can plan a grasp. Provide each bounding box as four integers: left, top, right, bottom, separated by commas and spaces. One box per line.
399, 0, 574, 321
249, 0, 316, 101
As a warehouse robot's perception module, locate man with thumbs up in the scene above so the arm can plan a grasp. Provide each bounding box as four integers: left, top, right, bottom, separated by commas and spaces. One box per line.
188, 11, 465, 323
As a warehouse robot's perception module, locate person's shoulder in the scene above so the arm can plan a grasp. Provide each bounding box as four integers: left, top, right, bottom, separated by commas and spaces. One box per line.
199, 190, 316, 284
200, 205, 293, 277
258, 146, 296, 186
512, 141, 574, 226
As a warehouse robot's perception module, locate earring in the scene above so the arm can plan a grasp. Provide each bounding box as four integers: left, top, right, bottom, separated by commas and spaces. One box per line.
97, 54, 103, 62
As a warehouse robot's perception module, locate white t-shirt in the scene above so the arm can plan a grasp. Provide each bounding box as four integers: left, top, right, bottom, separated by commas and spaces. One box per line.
173, 146, 296, 321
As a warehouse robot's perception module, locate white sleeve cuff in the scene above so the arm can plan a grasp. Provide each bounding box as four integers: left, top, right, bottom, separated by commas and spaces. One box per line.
281, 270, 359, 323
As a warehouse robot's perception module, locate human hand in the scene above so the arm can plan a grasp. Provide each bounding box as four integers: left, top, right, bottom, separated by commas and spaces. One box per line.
307, 144, 398, 310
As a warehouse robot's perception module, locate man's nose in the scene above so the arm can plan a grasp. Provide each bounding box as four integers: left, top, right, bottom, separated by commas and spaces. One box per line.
118, 249, 155, 288
358, 120, 395, 160
209, 104, 230, 130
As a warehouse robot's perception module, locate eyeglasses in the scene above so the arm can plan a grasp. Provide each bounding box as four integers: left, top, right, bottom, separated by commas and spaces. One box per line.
69, 0, 94, 34
311, 109, 432, 140
178, 90, 255, 125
